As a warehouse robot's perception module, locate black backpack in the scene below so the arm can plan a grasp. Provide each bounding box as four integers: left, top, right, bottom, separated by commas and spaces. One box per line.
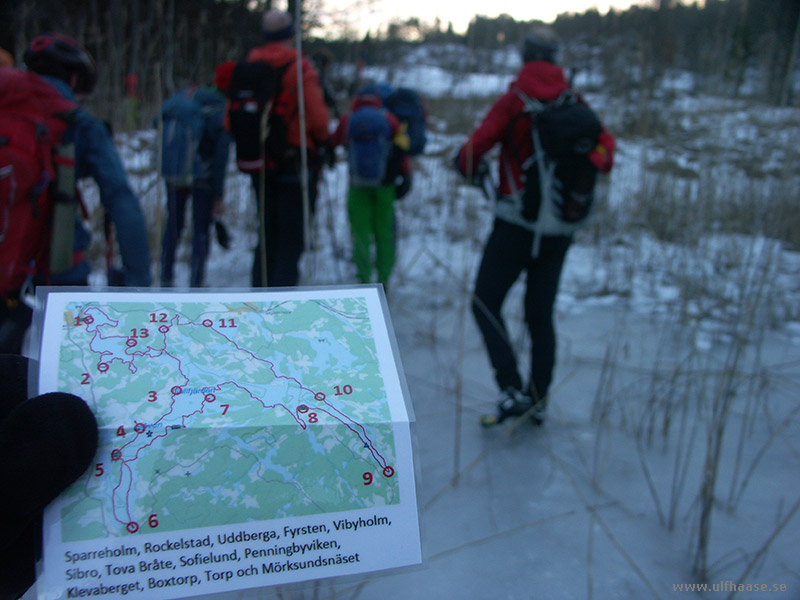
514, 89, 603, 230
225, 61, 288, 173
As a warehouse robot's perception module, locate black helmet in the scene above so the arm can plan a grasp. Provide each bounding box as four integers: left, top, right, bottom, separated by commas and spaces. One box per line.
522, 26, 560, 64
24, 33, 97, 94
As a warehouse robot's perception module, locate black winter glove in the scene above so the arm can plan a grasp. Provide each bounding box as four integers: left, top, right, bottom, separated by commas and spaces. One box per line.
470, 159, 490, 188
318, 141, 336, 169
0, 354, 99, 599
214, 220, 232, 250
453, 151, 489, 188
395, 172, 412, 200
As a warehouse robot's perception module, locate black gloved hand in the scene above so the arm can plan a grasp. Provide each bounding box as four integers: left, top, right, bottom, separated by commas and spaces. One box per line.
214, 220, 232, 250
452, 150, 489, 188
395, 172, 412, 200
0, 354, 98, 599
319, 141, 336, 169
469, 159, 490, 188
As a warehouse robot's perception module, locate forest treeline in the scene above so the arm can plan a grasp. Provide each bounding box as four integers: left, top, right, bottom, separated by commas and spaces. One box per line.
2, 0, 798, 130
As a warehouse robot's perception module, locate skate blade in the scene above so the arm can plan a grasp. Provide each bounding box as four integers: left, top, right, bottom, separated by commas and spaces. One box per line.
480, 413, 503, 427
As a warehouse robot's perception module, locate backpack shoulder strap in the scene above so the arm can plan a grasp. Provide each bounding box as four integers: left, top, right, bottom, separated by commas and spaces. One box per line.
508, 86, 566, 257
512, 86, 576, 116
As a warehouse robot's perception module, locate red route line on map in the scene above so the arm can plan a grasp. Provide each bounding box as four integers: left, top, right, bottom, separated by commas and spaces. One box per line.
77, 306, 393, 530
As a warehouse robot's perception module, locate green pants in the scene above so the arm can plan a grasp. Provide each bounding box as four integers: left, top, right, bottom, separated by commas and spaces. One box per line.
347, 184, 396, 285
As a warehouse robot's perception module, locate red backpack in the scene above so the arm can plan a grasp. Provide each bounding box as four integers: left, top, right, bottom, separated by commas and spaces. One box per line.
0, 67, 76, 298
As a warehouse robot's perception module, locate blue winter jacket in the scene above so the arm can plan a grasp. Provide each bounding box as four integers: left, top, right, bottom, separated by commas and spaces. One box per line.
158, 86, 231, 199
43, 76, 152, 287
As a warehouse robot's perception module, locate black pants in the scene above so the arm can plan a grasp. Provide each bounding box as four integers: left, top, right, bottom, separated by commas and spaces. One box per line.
472, 219, 571, 401
250, 168, 318, 287
0, 355, 98, 599
160, 182, 214, 287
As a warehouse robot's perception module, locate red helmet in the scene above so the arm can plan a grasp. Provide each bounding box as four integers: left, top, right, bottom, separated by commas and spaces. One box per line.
24, 33, 97, 94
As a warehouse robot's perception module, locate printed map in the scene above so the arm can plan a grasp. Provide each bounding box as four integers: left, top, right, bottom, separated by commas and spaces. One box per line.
42, 291, 403, 542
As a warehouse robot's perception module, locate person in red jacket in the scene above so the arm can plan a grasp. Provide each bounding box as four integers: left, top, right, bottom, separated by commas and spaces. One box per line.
245, 9, 331, 287
455, 25, 615, 426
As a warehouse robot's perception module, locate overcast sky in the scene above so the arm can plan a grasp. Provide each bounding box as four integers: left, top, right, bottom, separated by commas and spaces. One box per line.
337, 0, 649, 35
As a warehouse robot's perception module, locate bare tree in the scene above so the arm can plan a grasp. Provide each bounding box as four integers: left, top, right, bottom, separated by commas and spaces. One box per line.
780, 5, 800, 105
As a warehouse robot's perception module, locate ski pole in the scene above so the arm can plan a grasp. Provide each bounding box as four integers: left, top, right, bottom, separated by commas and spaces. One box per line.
479, 166, 496, 204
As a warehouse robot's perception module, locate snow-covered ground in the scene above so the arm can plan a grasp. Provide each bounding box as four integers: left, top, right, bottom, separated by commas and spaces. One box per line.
34, 44, 800, 599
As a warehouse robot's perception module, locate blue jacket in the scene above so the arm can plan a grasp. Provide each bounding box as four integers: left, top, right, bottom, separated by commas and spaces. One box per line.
43, 76, 152, 287
158, 86, 230, 199
191, 86, 230, 199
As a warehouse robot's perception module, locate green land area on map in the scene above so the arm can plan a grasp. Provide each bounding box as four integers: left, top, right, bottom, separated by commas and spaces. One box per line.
53, 298, 399, 542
